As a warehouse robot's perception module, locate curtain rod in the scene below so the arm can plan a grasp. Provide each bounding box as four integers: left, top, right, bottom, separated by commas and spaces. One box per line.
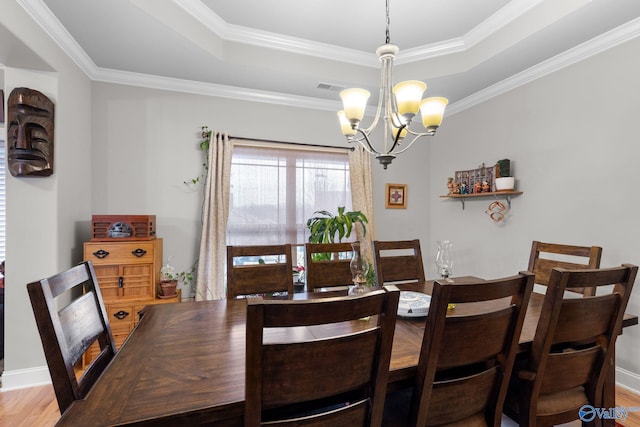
229, 136, 354, 152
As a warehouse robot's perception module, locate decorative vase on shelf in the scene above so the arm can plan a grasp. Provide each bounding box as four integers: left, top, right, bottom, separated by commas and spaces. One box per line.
349, 242, 369, 296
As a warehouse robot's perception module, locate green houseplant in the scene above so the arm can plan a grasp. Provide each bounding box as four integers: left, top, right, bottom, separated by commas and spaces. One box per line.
306, 207, 375, 285
306, 206, 368, 244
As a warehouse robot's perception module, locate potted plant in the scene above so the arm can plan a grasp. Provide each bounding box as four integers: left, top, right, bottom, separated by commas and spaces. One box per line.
159, 261, 179, 298
306, 207, 375, 286
494, 158, 515, 191
306, 207, 368, 244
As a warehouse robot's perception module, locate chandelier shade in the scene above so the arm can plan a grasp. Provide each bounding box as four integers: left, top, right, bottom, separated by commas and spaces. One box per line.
420, 97, 449, 130
392, 80, 426, 118
337, 0, 448, 169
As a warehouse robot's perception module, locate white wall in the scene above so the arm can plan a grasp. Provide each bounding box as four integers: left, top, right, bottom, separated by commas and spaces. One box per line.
1, 3, 92, 389
429, 36, 640, 390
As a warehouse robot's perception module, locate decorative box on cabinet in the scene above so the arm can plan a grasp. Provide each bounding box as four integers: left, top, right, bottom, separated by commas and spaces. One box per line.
82, 238, 180, 366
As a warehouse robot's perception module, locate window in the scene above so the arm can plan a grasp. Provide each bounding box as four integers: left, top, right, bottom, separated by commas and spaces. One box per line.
227, 143, 352, 265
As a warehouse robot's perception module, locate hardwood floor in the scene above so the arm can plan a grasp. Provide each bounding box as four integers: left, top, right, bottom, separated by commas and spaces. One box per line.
0, 383, 638, 426
0, 384, 60, 427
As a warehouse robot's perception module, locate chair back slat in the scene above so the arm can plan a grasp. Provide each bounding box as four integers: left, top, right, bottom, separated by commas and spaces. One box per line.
528, 241, 602, 295
58, 292, 106, 366
305, 242, 354, 291
438, 308, 514, 369
262, 330, 379, 406
27, 261, 116, 414
227, 244, 293, 299
373, 240, 425, 286
540, 346, 601, 394
245, 286, 399, 427
553, 294, 619, 343
426, 366, 498, 425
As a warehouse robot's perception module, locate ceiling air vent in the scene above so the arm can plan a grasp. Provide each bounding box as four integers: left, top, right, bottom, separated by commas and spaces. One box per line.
317, 82, 345, 92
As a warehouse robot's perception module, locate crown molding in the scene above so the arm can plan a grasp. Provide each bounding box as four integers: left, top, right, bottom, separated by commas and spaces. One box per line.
16, 0, 98, 76
174, 0, 543, 66
449, 17, 640, 115
464, 0, 545, 48
92, 67, 341, 112
173, 0, 377, 67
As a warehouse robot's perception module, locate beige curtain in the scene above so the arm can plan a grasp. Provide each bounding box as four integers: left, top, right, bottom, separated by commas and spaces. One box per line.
196, 131, 232, 300
348, 146, 375, 261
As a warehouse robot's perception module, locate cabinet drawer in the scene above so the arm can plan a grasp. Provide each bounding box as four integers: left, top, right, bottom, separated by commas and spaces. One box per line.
107, 304, 137, 329
96, 264, 154, 299
84, 242, 156, 265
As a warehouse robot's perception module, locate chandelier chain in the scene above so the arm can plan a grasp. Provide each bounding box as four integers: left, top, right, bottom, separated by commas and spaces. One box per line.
385, 0, 391, 44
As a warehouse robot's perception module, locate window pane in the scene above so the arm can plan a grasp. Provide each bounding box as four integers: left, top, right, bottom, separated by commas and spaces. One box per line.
227, 145, 351, 250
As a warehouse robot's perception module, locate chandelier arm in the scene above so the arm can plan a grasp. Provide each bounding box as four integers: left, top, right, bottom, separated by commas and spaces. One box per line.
348, 134, 368, 144
358, 58, 388, 135
385, 123, 406, 155
392, 134, 429, 155
355, 128, 381, 155
403, 128, 433, 137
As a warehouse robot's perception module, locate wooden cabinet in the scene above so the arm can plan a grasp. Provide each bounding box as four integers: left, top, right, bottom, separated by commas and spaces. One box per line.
84, 239, 162, 300
83, 238, 180, 365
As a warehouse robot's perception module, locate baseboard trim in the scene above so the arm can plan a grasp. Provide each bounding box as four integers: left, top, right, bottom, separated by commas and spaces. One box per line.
616, 366, 640, 395
1, 365, 51, 392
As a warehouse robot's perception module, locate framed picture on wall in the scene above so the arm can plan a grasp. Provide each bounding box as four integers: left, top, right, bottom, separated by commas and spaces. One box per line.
385, 183, 407, 209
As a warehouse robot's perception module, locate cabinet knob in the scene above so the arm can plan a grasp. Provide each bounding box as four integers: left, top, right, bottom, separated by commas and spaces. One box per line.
93, 249, 110, 259
132, 248, 147, 258
118, 277, 124, 288
113, 310, 130, 320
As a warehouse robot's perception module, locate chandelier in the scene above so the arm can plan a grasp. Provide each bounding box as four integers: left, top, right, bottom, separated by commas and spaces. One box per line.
337, 0, 448, 169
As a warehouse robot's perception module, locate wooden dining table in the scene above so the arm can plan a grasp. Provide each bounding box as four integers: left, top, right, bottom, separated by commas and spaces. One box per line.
56, 277, 638, 426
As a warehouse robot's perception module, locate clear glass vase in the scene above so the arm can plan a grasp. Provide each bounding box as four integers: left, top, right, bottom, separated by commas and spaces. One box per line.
349, 242, 369, 296
435, 240, 453, 279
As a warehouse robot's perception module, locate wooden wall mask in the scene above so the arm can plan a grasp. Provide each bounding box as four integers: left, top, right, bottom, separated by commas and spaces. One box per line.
7, 87, 55, 177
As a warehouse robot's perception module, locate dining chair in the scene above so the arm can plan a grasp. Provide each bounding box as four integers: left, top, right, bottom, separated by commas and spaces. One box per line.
383, 272, 535, 427
504, 264, 637, 427
305, 242, 355, 292
372, 239, 426, 287
26, 261, 117, 414
226, 244, 294, 299
245, 286, 400, 426
528, 240, 602, 296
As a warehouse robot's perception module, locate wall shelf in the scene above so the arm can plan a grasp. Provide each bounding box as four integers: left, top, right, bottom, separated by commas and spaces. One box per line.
440, 191, 523, 210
